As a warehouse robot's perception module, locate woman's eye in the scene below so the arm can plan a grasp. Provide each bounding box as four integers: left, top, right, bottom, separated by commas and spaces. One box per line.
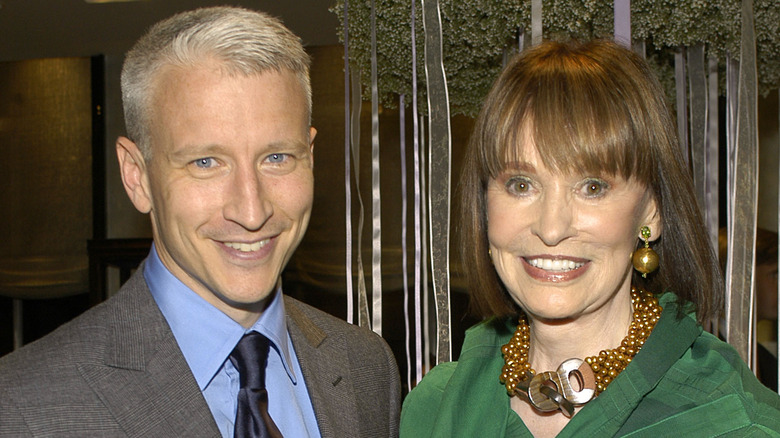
505, 177, 533, 195
580, 178, 609, 197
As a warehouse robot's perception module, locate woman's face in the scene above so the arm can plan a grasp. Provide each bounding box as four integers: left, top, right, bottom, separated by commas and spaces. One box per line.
486, 141, 661, 322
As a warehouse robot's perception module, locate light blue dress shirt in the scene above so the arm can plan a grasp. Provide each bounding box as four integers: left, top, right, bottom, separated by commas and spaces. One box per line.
144, 245, 321, 438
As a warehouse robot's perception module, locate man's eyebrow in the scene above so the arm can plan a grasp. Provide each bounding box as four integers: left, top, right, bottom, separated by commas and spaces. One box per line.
170, 143, 226, 159
170, 139, 310, 158
265, 139, 311, 151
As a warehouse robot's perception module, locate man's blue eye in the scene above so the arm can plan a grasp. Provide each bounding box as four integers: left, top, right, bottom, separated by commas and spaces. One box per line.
195, 158, 215, 168
268, 153, 287, 163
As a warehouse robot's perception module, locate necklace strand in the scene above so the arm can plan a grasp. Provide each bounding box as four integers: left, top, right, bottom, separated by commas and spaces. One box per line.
500, 287, 662, 403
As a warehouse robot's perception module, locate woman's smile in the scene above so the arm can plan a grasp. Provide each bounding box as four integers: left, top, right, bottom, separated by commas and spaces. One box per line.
522, 256, 590, 283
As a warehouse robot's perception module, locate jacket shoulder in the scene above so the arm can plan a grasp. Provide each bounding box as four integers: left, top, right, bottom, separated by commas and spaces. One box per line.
284, 295, 402, 437
284, 296, 389, 349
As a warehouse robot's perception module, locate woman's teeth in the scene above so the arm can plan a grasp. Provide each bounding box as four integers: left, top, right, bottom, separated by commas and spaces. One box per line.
527, 258, 584, 272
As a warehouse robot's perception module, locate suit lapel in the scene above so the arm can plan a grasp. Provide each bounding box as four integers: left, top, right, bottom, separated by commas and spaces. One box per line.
285, 297, 360, 438
79, 268, 220, 437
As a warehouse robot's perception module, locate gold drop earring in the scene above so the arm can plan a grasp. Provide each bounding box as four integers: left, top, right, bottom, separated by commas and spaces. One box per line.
632, 226, 659, 278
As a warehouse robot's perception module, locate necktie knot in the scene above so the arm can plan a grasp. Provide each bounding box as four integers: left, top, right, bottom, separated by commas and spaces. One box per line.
230, 331, 283, 437
230, 331, 270, 389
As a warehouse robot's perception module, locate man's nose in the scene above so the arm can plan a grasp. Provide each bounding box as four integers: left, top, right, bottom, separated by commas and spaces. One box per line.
223, 166, 273, 231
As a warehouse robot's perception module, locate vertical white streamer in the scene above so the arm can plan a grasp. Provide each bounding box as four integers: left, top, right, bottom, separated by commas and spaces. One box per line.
400, 94, 412, 392
421, 0, 452, 364
725, 54, 738, 340
421, 114, 430, 374
531, 0, 542, 46
417, 115, 436, 374
351, 68, 370, 328
370, 0, 383, 335
705, 55, 720, 263
343, 0, 354, 325
726, 0, 759, 364
613, 0, 631, 47
705, 54, 720, 336
411, 0, 424, 385
687, 44, 707, 218
675, 48, 689, 165
517, 27, 525, 53
726, 55, 738, 198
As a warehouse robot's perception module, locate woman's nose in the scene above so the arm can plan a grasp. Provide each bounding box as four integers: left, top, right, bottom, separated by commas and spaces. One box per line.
530, 193, 575, 246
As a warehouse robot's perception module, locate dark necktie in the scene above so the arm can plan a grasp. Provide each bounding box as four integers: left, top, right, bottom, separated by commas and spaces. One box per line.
230, 332, 283, 438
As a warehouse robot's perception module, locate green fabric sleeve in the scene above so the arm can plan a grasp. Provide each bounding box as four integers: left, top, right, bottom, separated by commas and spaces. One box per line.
399, 362, 457, 437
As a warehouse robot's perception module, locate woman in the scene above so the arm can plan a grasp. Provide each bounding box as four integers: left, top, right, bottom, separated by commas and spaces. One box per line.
400, 40, 780, 437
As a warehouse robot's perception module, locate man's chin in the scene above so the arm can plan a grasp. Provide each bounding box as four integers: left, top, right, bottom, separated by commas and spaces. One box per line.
217, 289, 276, 312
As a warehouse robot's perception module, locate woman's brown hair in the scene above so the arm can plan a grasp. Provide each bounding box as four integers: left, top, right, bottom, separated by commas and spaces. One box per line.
459, 39, 723, 324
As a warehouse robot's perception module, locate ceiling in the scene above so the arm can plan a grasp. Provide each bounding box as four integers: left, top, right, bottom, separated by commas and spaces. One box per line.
0, 0, 341, 62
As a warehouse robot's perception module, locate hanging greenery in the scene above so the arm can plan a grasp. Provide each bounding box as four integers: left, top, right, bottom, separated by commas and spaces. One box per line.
330, 1, 524, 116
331, 0, 779, 117
754, 1, 780, 95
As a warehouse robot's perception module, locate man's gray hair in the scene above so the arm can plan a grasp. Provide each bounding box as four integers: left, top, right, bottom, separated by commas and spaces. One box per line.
121, 6, 312, 159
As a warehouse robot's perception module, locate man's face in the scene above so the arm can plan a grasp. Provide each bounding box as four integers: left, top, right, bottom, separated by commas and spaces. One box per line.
118, 62, 315, 327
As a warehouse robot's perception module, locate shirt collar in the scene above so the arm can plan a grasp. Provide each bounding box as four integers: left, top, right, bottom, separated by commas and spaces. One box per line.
143, 244, 297, 390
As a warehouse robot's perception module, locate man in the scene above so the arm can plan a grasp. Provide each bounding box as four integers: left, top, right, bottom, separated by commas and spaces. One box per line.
0, 7, 400, 437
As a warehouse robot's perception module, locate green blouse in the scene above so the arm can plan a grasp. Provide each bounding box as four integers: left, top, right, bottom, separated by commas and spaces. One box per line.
400, 293, 780, 437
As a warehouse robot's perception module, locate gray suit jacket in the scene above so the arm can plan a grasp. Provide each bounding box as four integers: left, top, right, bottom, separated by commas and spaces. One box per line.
0, 267, 401, 437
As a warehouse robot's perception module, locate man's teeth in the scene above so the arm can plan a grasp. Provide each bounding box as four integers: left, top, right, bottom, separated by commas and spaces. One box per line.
527, 258, 584, 272
225, 240, 268, 252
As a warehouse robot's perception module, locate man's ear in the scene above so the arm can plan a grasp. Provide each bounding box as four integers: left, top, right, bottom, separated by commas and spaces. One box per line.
641, 197, 662, 242
116, 136, 153, 214
308, 126, 317, 166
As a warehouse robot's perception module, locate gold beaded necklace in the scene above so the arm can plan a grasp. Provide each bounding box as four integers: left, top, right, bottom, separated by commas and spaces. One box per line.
499, 286, 662, 417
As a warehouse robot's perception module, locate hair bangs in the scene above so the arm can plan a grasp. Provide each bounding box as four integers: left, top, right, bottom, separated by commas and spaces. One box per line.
484, 45, 655, 186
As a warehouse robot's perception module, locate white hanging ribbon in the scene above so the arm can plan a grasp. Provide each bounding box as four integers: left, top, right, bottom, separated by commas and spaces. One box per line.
411, 0, 424, 385
343, 0, 354, 325
726, 0, 759, 364
705, 55, 720, 263
421, 114, 431, 375
724, 52, 737, 340
400, 94, 412, 391
370, 0, 383, 335
421, 0, 452, 364
517, 27, 525, 53
691, 48, 721, 333
725, 54, 738, 234
687, 44, 707, 215
531, 0, 542, 46
350, 67, 370, 328
613, 0, 631, 47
